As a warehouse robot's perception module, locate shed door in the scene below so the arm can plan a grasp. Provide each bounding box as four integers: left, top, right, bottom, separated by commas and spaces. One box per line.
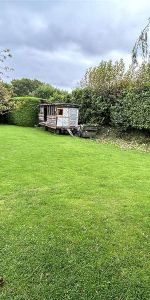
44, 106, 47, 121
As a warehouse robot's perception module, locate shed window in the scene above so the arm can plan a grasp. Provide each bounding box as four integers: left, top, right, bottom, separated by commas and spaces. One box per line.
57, 108, 63, 116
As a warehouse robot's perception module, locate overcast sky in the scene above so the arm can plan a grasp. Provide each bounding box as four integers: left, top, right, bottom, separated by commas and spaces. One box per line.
0, 0, 150, 90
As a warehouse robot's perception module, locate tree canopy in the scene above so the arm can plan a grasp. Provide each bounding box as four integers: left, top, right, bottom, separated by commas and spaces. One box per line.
11, 78, 43, 97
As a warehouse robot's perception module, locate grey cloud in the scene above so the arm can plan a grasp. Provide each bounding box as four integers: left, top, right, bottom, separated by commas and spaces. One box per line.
7, 46, 86, 89
0, 0, 150, 88
1, 0, 148, 55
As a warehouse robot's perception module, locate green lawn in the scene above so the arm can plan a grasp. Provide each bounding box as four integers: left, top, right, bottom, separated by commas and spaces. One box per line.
0, 125, 149, 300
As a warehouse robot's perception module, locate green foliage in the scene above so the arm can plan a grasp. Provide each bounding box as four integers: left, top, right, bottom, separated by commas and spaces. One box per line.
10, 79, 71, 102
34, 84, 71, 103
111, 88, 150, 130
72, 85, 150, 131
50, 89, 71, 103
34, 84, 56, 99
78, 60, 133, 126
46, 89, 71, 103
81, 59, 131, 93
72, 88, 113, 125
72, 88, 94, 124
9, 96, 41, 127
11, 78, 43, 96
8, 88, 71, 127
133, 63, 150, 88
79, 60, 150, 131
2, 58, 150, 132
3, 82, 14, 95
0, 82, 14, 114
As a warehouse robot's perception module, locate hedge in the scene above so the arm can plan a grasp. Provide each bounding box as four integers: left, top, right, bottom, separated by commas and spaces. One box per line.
110, 89, 150, 131
9, 97, 41, 127
72, 87, 150, 131
8, 89, 150, 132
72, 88, 110, 125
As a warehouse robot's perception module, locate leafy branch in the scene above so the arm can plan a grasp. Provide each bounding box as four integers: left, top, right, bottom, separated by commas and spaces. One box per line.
0, 49, 13, 80
132, 18, 150, 67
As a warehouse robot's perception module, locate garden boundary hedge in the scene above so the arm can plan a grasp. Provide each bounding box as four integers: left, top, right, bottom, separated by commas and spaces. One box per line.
9, 96, 41, 127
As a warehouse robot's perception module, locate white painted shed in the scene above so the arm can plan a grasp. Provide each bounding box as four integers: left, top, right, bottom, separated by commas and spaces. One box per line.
39, 103, 79, 132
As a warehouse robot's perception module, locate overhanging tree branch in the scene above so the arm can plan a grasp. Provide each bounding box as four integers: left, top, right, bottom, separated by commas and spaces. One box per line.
0, 49, 13, 81
132, 18, 150, 67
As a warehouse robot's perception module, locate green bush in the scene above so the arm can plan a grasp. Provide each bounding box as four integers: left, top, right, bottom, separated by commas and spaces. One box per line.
72, 88, 93, 124
110, 89, 150, 131
34, 84, 56, 99
49, 90, 71, 103
72, 88, 113, 125
9, 97, 41, 127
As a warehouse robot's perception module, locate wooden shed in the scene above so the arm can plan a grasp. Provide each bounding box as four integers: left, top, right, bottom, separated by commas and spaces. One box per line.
39, 103, 79, 133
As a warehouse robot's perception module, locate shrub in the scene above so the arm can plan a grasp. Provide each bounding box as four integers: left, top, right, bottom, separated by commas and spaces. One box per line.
9, 97, 41, 127
49, 90, 71, 103
80, 59, 132, 92
71, 88, 93, 124
72, 88, 111, 125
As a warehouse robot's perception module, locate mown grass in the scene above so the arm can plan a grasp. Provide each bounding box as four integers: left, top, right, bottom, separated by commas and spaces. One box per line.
0, 125, 149, 300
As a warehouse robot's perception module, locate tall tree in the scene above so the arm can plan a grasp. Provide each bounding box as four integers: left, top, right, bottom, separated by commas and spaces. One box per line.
11, 78, 44, 96
80, 59, 131, 95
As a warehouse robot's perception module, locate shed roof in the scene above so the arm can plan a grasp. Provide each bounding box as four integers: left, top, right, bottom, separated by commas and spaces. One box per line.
39, 102, 79, 108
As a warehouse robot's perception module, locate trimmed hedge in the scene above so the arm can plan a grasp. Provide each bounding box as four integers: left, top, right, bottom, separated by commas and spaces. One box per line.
110, 89, 150, 131
72, 87, 150, 132
9, 97, 41, 127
